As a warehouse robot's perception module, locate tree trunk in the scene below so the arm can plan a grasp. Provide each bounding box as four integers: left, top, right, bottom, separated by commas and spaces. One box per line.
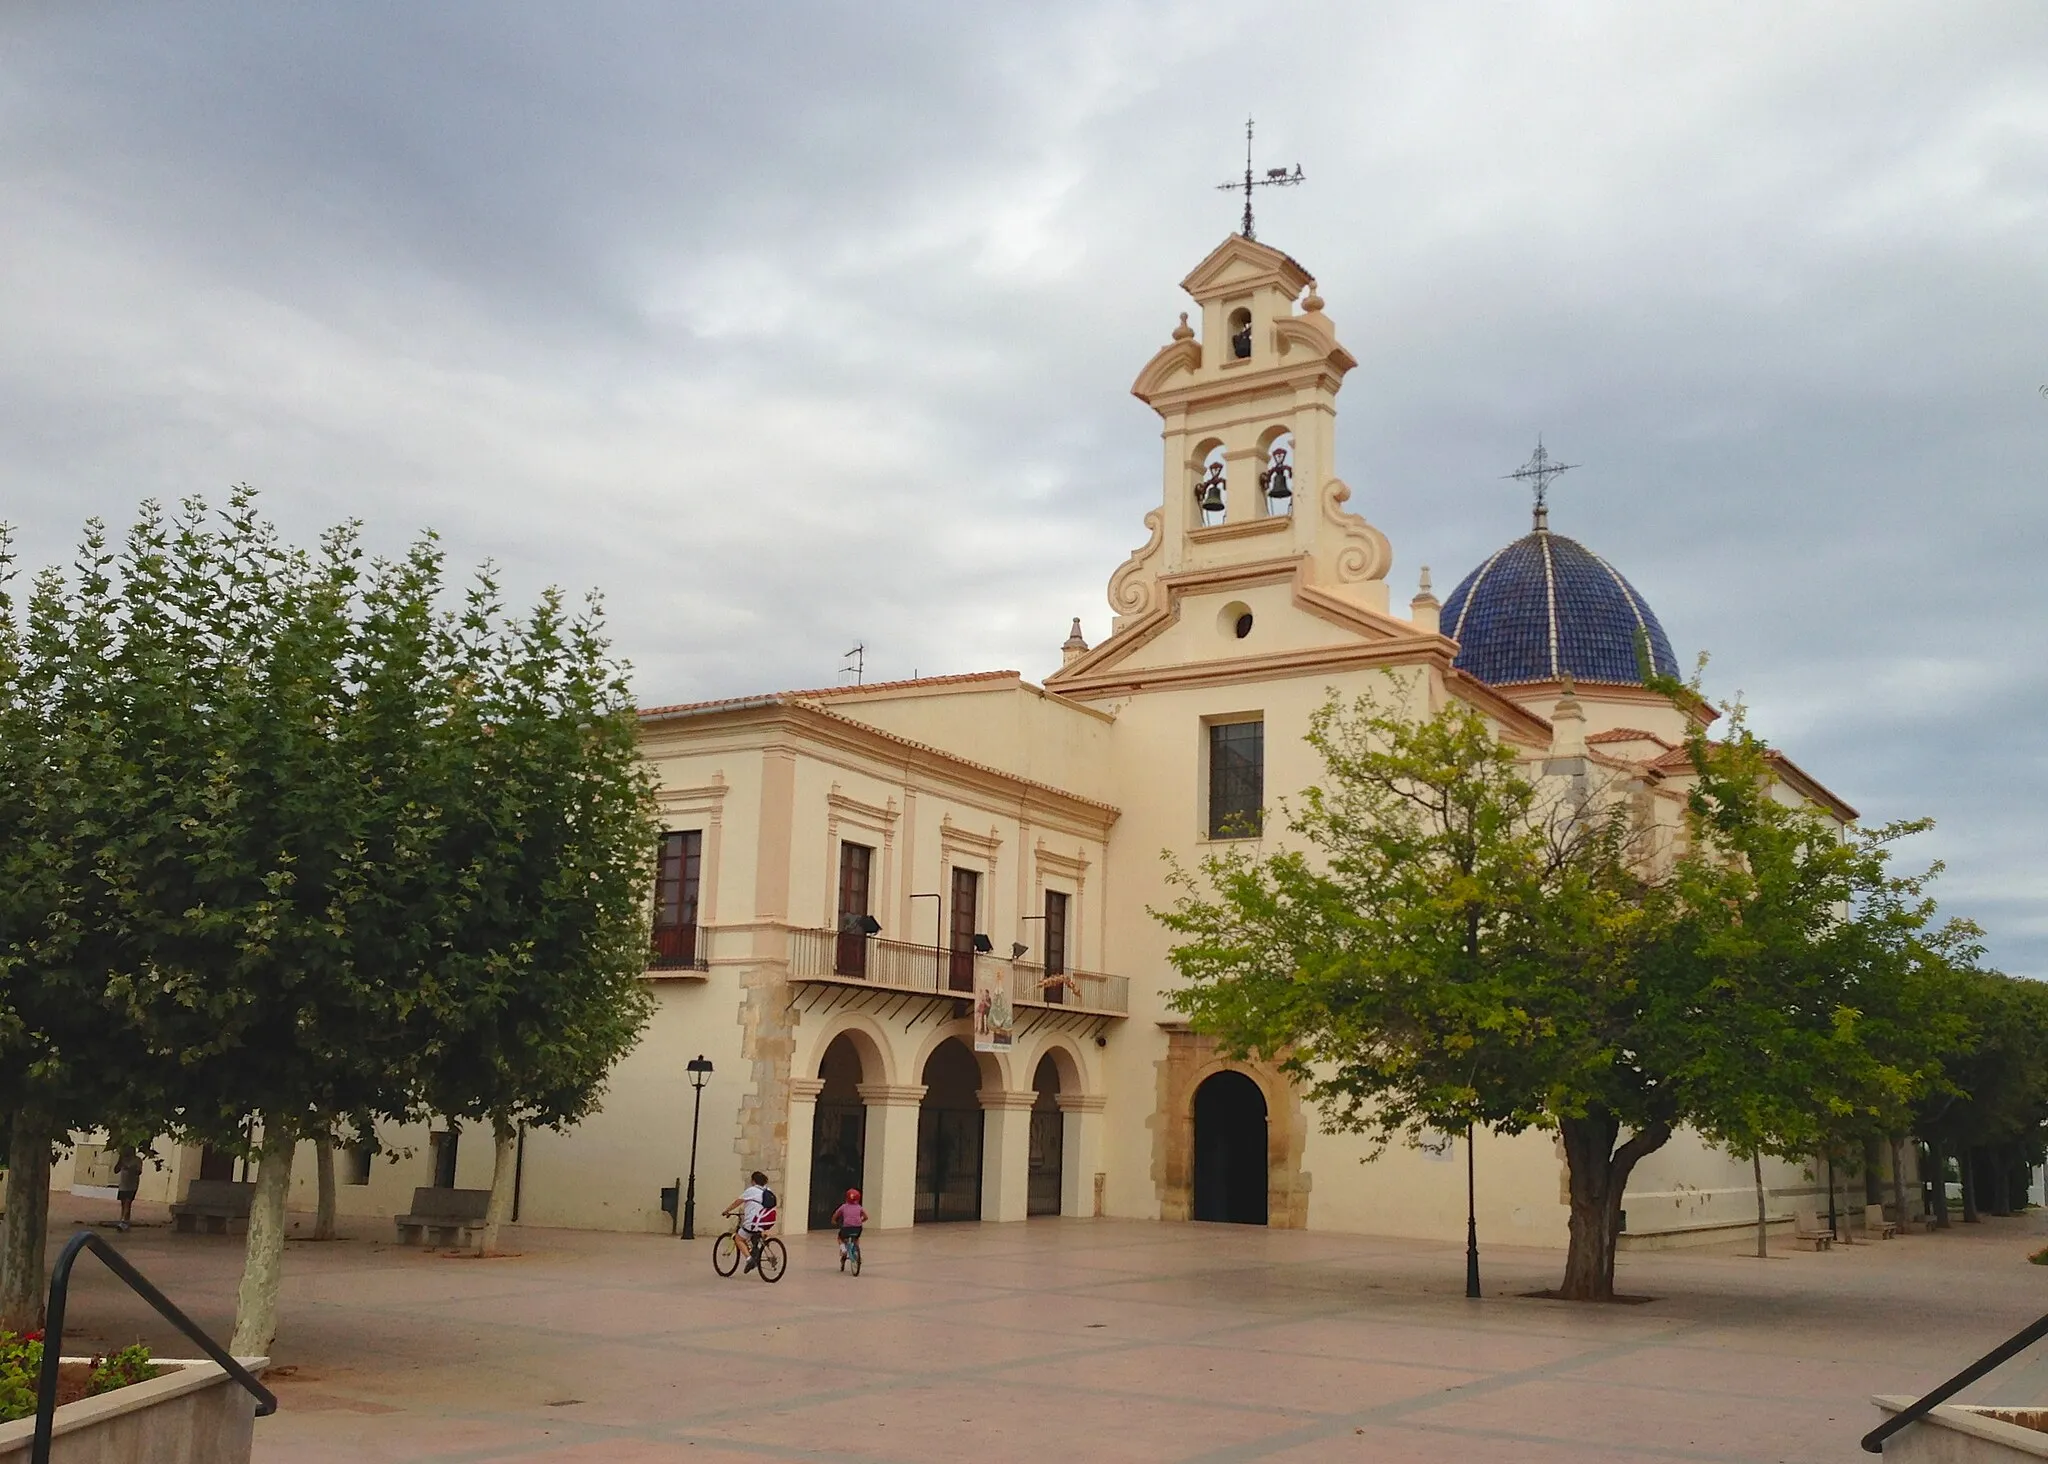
1890, 1136, 1908, 1226
1862, 1137, 1884, 1207
1961, 1146, 1981, 1223
312, 1133, 337, 1241
0, 1114, 54, 1332
479, 1116, 517, 1257
1996, 1150, 2017, 1217
1752, 1150, 1769, 1259
1556, 1111, 1672, 1301
230, 1121, 295, 1357
1930, 1140, 1951, 1228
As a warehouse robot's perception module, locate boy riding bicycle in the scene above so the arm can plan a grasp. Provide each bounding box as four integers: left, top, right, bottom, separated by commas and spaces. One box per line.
722, 1171, 778, 1272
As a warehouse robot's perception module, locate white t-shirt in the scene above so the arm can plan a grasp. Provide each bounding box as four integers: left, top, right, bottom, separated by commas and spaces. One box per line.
739, 1184, 767, 1229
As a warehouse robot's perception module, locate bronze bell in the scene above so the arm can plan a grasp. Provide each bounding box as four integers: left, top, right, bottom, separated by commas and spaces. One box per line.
1261, 450, 1293, 502
1196, 470, 1225, 515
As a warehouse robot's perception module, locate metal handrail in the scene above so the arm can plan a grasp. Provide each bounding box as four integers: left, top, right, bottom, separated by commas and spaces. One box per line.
1861, 1310, 2048, 1452
31, 1229, 277, 1463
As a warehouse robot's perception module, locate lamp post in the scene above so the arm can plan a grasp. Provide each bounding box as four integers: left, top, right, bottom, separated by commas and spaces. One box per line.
682, 1055, 713, 1240
1465, 1123, 1482, 1299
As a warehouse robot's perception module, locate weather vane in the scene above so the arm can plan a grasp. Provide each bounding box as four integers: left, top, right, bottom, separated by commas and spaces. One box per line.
1506, 438, 1576, 531
1216, 117, 1303, 242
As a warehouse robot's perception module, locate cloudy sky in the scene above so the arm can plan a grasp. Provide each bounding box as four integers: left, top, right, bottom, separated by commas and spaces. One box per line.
3, 3, 2043, 972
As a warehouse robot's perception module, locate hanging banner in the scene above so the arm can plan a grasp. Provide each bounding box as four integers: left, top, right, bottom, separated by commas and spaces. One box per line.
974, 957, 1015, 1052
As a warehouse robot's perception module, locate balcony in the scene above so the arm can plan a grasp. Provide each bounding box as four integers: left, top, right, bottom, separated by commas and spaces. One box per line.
649, 922, 709, 973
787, 928, 1128, 1017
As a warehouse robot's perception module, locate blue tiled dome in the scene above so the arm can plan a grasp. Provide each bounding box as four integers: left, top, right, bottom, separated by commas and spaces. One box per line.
1439, 529, 1678, 687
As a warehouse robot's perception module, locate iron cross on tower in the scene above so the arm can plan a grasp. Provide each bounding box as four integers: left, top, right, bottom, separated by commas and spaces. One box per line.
1506, 438, 1576, 531
1216, 117, 1304, 241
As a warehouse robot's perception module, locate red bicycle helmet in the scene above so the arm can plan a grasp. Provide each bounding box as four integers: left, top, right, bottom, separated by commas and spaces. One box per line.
846, 1188, 861, 1203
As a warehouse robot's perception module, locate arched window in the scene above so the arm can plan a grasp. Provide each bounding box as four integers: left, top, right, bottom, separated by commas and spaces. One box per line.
1193, 443, 1227, 525
1259, 431, 1296, 515
1227, 308, 1252, 361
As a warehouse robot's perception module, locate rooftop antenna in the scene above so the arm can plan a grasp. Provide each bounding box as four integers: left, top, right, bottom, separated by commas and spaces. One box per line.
1505, 437, 1576, 532
841, 643, 865, 685
1215, 117, 1304, 242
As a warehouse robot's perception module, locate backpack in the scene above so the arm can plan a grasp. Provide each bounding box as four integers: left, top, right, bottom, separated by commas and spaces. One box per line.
759, 1187, 777, 1215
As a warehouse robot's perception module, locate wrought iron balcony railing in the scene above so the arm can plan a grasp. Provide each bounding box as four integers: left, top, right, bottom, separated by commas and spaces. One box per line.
649, 922, 709, 971
787, 927, 1128, 1015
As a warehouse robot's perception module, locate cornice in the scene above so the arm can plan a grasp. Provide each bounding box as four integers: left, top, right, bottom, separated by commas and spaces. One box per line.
1051, 633, 1450, 701
645, 699, 1121, 827
1188, 515, 1292, 546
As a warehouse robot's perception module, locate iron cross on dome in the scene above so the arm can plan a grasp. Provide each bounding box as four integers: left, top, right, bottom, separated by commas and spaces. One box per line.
1506, 438, 1576, 531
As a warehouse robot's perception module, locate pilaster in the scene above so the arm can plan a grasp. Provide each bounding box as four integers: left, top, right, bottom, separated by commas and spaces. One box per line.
858, 1083, 927, 1231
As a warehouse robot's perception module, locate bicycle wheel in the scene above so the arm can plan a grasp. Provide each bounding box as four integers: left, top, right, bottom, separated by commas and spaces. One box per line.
756, 1236, 787, 1283
849, 1240, 861, 1277
711, 1231, 740, 1277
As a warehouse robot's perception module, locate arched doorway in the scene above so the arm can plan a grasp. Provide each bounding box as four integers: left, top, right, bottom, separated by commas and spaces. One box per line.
1028, 1054, 1063, 1216
1193, 1070, 1268, 1224
809, 1035, 868, 1229
916, 1039, 982, 1222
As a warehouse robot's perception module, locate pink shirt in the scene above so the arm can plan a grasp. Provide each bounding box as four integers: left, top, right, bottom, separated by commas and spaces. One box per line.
831, 1202, 867, 1228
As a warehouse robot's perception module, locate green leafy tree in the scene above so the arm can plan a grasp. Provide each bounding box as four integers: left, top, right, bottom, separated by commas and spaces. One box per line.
411, 579, 657, 1255
1162, 679, 1976, 1300
1669, 709, 1975, 1255
1163, 686, 1682, 1301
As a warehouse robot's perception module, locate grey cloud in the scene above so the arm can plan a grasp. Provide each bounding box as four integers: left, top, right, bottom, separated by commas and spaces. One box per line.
2, 0, 2043, 972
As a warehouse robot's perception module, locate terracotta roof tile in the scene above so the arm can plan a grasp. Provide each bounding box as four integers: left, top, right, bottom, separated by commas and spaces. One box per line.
638, 670, 1018, 720
1587, 727, 1675, 748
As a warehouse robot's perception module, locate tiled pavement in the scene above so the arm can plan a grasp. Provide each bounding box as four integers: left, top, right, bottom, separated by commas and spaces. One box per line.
34, 1194, 2048, 1462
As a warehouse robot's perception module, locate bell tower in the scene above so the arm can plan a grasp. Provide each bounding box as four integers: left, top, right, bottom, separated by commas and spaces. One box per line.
1100, 235, 1394, 636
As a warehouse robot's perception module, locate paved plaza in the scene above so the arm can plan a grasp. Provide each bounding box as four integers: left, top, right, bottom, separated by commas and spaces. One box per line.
33, 1193, 2048, 1463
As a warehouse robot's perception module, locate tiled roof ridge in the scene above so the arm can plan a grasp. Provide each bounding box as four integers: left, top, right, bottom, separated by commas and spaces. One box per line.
1586, 727, 1675, 747
639, 669, 1018, 719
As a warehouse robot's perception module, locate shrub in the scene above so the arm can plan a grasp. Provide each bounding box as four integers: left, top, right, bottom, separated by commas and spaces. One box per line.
0, 1332, 159, 1424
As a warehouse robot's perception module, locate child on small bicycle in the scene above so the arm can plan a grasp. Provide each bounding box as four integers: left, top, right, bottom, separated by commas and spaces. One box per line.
831, 1188, 866, 1272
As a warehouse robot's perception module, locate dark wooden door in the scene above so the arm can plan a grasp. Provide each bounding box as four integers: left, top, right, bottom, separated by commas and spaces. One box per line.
1043, 890, 1069, 1003
835, 842, 873, 976
948, 866, 979, 992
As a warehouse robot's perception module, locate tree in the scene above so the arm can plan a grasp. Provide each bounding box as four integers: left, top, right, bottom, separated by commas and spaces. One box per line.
410, 579, 656, 1255
1668, 710, 1974, 1255
0, 507, 224, 1329
1162, 680, 1972, 1301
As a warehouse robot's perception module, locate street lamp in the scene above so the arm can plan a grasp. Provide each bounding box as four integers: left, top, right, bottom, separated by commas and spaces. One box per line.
1465, 1123, 1482, 1299
682, 1055, 713, 1240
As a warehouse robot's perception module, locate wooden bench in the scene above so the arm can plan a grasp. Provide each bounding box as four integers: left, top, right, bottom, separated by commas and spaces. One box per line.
170, 1179, 256, 1235
393, 1186, 491, 1247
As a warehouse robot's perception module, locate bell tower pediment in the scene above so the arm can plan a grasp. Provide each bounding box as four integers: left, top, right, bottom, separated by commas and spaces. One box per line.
1080, 235, 1394, 657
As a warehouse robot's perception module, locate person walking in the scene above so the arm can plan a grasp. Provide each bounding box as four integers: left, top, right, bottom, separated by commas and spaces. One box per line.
112, 1147, 143, 1232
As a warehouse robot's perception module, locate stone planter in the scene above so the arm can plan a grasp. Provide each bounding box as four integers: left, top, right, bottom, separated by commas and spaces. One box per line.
1872, 1395, 2048, 1461
0, 1356, 268, 1463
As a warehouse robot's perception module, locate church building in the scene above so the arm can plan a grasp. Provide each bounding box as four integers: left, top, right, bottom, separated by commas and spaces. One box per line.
61, 233, 1899, 1249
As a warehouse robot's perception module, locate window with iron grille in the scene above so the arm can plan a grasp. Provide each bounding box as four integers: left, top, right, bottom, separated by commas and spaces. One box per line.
1207, 719, 1264, 839
651, 830, 703, 967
